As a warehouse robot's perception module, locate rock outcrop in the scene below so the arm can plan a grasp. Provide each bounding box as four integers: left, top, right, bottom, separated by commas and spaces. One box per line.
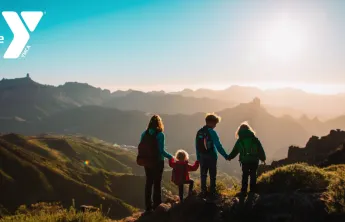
258, 129, 345, 175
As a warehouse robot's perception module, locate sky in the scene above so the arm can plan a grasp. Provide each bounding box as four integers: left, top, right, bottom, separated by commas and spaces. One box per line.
0, 0, 345, 94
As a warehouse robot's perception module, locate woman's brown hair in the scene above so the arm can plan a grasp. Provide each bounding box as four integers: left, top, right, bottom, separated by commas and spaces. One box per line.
147, 115, 164, 132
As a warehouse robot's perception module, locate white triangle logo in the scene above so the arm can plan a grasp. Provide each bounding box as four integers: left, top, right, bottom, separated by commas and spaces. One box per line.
21, 11, 43, 32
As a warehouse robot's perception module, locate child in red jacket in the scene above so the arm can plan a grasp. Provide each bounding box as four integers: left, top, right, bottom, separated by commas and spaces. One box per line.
169, 149, 200, 202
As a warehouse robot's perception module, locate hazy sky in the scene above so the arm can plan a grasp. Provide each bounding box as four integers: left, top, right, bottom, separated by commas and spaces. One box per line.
0, 0, 345, 94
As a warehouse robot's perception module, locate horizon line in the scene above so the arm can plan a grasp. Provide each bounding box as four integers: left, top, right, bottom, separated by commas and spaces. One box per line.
2, 74, 345, 96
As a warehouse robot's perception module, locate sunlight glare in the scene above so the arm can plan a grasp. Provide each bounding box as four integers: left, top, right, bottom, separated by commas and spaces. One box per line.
262, 16, 306, 60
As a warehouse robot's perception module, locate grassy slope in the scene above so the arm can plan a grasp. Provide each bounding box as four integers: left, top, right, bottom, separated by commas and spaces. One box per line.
0, 133, 148, 219
1, 163, 344, 221
258, 163, 345, 214
115, 163, 345, 222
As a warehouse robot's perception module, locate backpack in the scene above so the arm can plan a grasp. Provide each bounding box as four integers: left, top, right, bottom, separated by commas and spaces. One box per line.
196, 126, 213, 154
239, 137, 259, 157
137, 130, 160, 168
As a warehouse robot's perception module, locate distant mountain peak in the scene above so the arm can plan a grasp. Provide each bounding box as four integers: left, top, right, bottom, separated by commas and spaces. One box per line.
252, 97, 261, 107
0, 73, 39, 88
181, 88, 194, 93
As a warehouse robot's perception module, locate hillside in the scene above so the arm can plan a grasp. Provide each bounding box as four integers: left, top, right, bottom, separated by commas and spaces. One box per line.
27, 99, 311, 177
1, 163, 344, 221
0, 132, 344, 221
104, 90, 235, 115
117, 163, 345, 222
0, 133, 175, 219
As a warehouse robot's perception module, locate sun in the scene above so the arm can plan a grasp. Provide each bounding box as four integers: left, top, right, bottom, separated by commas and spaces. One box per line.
262, 16, 305, 60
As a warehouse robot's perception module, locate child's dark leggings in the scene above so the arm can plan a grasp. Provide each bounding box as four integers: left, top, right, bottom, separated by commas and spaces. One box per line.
241, 163, 259, 193
178, 180, 194, 201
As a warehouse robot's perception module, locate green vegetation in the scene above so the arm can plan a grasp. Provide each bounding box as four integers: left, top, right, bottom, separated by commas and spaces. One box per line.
190, 172, 240, 196
0, 134, 146, 219
258, 163, 331, 193
0, 202, 109, 222
116, 163, 345, 222
258, 163, 345, 213
1, 131, 344, 221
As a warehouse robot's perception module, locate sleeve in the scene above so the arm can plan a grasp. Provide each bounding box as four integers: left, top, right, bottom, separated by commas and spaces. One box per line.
228, 140, 240, 160
157, 132, 173, 160
195, 137, 200, 161
187, 161, 200, 171
169, 158, 176, 168
256, 138, 266, 161
209, 129, 228, 159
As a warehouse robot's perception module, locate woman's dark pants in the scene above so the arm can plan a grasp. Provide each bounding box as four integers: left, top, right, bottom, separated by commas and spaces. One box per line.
144, 161, 164, 211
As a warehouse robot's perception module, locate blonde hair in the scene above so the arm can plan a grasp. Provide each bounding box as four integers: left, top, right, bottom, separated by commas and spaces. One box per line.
235, 121, 256, 139
175, 149, 189, 161
205, 113, 221, 124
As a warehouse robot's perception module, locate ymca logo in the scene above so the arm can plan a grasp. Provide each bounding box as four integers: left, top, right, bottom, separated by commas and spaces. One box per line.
0, 11, 44, 59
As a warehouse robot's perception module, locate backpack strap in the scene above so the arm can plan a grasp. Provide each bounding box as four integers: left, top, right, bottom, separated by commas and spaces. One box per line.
203, 126, 213, 152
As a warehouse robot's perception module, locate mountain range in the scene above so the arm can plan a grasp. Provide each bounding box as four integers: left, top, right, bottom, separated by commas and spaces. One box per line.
1, 75, 345, 221
173, 85, 345, 119
1, 75, 345, 166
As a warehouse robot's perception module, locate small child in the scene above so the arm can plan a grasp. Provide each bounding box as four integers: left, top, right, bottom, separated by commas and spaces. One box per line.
169, 149, 200, 202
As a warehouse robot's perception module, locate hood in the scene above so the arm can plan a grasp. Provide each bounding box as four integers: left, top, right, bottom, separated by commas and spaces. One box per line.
238, 129, 255, 139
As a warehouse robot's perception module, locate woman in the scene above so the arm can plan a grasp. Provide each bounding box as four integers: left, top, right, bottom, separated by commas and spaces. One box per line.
228, 122, 266, 195
139, 115, 173, 214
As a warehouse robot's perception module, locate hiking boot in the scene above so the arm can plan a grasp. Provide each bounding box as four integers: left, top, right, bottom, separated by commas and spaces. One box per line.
187, 190, 197, 197
198, 191, 207, 199
208, 192, 220, 201
249, 187, 258, 194
235, 191, 247, 197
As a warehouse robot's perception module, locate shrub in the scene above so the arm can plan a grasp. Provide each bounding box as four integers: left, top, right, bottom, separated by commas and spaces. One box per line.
324, 164, 345, 179
327, 177, 345, 213
257, 163, 331, 193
